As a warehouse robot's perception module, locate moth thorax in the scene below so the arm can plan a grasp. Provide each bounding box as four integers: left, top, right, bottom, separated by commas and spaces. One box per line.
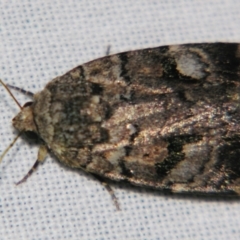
12, 105, 37, 133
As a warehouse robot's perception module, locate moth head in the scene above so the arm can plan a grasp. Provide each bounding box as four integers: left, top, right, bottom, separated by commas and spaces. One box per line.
12, 101, 37, 133
0, 80, 37, 134
0, 79, 38, 162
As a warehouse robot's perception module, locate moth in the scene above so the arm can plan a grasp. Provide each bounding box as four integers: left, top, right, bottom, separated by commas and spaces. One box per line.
1, 43, 240, 209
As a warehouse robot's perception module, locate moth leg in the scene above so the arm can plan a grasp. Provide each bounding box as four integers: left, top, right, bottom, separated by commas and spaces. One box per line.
105, 45, 111, 56
6, 84, 34, 97
16, 145, 48, 185
92, 174, 120, 211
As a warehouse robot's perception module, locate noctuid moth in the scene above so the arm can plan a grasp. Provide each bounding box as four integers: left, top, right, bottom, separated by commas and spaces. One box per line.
1, 43, 240, 209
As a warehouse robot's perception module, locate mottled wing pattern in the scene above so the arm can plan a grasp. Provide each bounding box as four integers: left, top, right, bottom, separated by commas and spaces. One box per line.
32, 43, 240, 195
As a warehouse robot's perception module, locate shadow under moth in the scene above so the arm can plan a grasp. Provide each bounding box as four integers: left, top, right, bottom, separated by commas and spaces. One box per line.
1, 43, 240, 209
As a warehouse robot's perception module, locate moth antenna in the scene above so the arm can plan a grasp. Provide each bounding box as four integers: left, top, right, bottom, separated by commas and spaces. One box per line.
7, 84, 34, 97
0, 132, 22, 164
0, 79, 22, 109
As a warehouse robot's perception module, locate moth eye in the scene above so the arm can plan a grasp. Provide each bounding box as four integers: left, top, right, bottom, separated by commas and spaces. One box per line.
24, 131, 39, 140
23, 101, 33, 107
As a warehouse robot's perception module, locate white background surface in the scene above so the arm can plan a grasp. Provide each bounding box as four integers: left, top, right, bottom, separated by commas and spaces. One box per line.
1, 1, 240, 239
